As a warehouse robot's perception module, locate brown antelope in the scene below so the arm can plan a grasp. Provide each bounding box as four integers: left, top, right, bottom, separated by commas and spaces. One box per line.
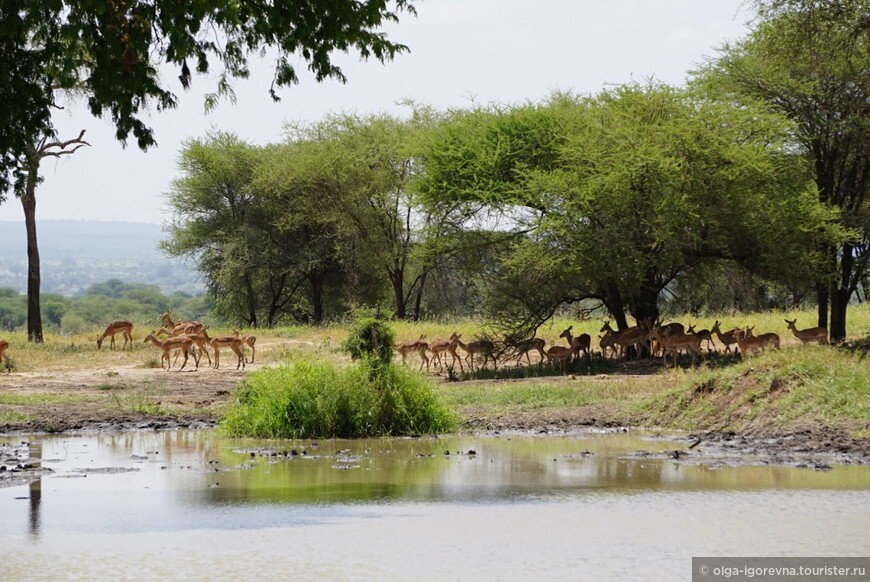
158, 326, 213, 367
429, 332, 464, 373
545, 335, 590, 371
559, 325, 591, 360
97, 321, 134, 350
160, 311, 204, 334
209, 335, 246, 370
601, 320, 649, 360
457, 337, 497, 372
784, 319, 829, 345
513, 336, 547, 366
397, 335, 430, 372
649, 326, 704, 367
733, 329, 779, 357
711, 321, 739, 355
232, 329, 258, 363
143, 333, 198, 371
598, 327, 618, 359
0, 340, 10, 373
687, 324, 716, 352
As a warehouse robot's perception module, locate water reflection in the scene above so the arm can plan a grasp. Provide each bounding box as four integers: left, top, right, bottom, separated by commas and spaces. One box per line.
3, 430, 870, 580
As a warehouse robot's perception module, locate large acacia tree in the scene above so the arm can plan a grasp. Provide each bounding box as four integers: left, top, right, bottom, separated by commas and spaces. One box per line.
415, 86, 835, 337
697, 0, 870, 341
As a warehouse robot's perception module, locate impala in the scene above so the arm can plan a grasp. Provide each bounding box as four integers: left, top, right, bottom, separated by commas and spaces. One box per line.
513, 336, 547, 367
209, 335, 246, 370
0, 340, 9, 373
559, 325, 591, 360
711, 321, 739, 355
733, 329, 779, 357
456, 337, 497, 372
429, 332, 464, 373
397, 335, 430, 372
686, 324, 716, 352
648, 326, 704, 367
97, 320, 134, 350
784, 319, 829, 345
232, 330, 258, 363
143, 333, 198, 371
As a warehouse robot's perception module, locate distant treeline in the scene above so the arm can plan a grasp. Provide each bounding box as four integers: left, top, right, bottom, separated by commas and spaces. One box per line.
0, 279, 210, 333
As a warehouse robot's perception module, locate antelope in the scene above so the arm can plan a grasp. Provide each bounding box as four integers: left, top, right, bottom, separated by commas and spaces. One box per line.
456, 337, 497, 372
687, 324, 716, 352
97, 321, 134, 350
733, 329, 779, 357
545, 335, 591, 371
157, 326, 213, 367
429, 332, 464, 373
209, 335, 246, 370
143, 333, 198, 371
784, 319, 829, 345
601, 320, 649, 360
397, 335, 430, 372
232, 329, 258, 363
513, 336, 547, 366
648, 326, 704, 367
598, 327, 618, 359
160, 311, 204, 334
559, 325, 591, 360
0, 340, 10, 373
711, 320, 739, 355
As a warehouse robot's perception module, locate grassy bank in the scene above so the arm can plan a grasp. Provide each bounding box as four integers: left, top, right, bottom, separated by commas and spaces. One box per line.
1, 306, 869, 442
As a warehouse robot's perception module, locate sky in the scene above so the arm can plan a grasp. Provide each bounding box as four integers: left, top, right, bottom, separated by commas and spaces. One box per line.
0, 0, 752, 226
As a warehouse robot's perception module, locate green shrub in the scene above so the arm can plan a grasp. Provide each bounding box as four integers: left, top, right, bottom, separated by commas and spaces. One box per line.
221, 359, 458, 438
341, 311, 395, 368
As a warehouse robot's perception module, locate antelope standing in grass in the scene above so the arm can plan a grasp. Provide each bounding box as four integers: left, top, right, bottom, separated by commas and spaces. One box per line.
711, 320, 739, 355
143, 333, 198, 371
429, 332, 464, 374
784, 319, 829, 345
397, 335, 430, 372
687, 324, 716, 352
456, 337, 497, 372
559, 325, 591, 360
97, 321, 134, 350
648, 326, 704, 367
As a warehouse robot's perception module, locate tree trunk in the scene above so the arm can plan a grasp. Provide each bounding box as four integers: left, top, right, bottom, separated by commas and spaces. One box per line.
602, 284, 629, 331
310, 272, 324, 325
817, 284, 828, 330
21, 175, 43, 343
390, 270, 406, 319
829, 242, 855, 343
411, 269, 429, 322
244, 274, 258, 328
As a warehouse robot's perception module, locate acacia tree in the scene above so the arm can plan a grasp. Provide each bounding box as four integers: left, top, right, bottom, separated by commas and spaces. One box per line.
279, 112, 456, 320
697, 0, 870, 341
163, 133, 352, 326
0, 0, 417, 194
416, 86, 836, 337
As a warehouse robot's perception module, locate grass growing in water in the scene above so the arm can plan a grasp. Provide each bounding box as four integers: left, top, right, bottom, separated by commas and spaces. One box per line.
223, 313, 457, 438
222, 360, 457, 438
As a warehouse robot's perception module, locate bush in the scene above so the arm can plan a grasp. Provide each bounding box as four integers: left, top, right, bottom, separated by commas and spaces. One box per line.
341, 312, 395, 368
221, 359, 458, 438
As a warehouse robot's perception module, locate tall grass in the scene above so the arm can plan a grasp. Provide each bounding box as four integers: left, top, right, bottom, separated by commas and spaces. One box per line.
222, 360, 458, 439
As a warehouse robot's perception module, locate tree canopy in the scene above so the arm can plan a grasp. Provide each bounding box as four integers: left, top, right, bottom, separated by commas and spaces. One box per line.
414, 86, 837, 336
698, 0, 870, 340
0, 0, 416, 197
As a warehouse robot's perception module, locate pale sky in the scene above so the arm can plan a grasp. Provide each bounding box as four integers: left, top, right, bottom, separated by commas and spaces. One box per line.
0, 0, 751, 225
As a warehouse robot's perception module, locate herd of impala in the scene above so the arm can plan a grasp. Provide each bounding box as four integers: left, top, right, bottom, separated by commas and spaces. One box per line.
395, 317, 830, 373
0, 314, 831, 375
22, 310, 258, 373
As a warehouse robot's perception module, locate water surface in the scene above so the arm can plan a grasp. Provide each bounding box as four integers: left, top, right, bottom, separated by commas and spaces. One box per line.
2, 430, 868, 580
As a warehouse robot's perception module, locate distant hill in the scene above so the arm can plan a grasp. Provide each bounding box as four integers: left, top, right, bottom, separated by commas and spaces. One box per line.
0, 220, 204, 295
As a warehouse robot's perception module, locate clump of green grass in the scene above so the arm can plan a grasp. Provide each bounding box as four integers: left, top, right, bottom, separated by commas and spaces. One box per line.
222, 360, 457, 438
